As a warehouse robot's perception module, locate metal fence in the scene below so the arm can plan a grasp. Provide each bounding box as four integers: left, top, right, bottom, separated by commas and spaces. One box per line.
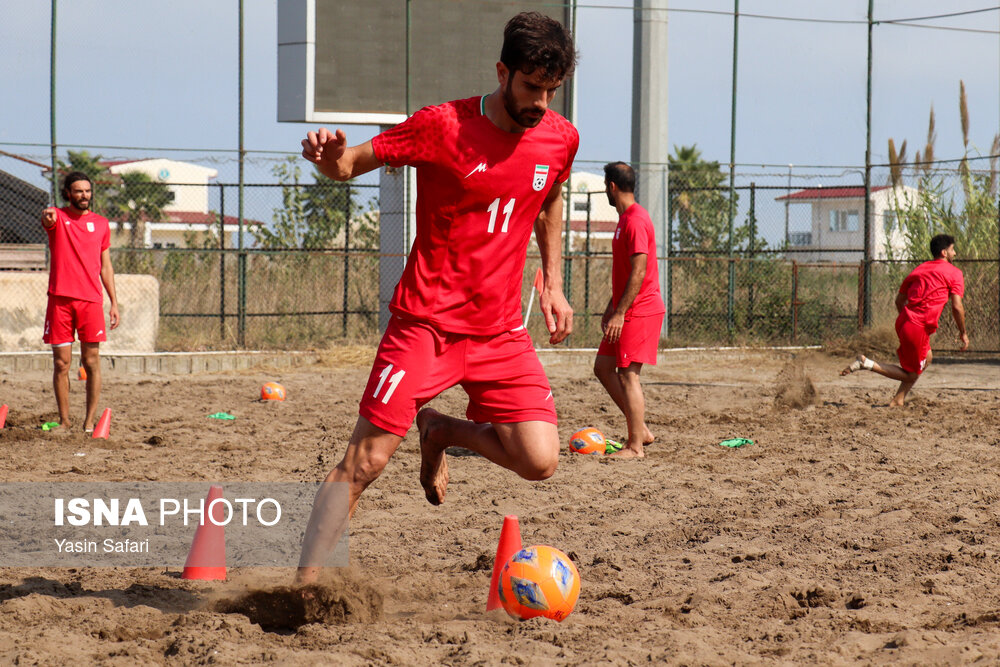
1, 166, 998, 351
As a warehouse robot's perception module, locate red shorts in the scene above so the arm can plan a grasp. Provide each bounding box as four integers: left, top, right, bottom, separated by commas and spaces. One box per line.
43, 295, 107, 345
597, 313, 663, 368
358, 318, 556, 436
895, 313, 930, 375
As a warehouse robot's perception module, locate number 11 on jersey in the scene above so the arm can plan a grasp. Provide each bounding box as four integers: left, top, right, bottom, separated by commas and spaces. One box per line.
487, 197, 515, 233
373, 364, 406, 404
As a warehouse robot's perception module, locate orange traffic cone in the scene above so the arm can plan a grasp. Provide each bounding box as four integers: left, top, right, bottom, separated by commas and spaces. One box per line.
0, 404, 7, 429
182, 485, 227, 581
486, 515, 522, 611
91, 408, 111, 439
77, 366, 87, 381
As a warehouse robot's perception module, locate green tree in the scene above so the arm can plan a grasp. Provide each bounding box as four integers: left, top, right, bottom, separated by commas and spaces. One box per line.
888, 82, 999, 260
668, 145, 737, 252
254, 158, 357, 249
105, 171, 173, 249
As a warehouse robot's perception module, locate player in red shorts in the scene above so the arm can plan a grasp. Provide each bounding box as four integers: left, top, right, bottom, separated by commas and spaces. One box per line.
41, 172, 120, 432
841, 234, 968, 406
593, 162, 665, 459
296, 12, 578, 581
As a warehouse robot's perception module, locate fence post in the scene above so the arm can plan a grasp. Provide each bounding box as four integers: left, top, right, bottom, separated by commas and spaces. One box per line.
584, 191, 591, 325
748, 182, 756, 328
343, 183, 351, 336
219, 184, 226, 342
665, 183, 672, 338
791, 260, 798, 343
857, 263, 865, 332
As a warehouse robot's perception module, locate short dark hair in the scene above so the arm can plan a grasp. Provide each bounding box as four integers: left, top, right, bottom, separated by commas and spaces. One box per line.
603, 162, 635, 193
61, 171, 92, 200
930, 234, 955, 258
500, 12, 577, 81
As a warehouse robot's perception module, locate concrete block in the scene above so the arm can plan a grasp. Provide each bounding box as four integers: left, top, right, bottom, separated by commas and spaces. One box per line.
0, 272, 159, 353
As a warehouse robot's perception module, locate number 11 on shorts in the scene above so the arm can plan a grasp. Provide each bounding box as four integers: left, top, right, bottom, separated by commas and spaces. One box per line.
373, 364, 406, 404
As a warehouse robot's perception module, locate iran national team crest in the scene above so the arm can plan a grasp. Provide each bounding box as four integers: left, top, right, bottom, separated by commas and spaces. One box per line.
532, 164, 550, 192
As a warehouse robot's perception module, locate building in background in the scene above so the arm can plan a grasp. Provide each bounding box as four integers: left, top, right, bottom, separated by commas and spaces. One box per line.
777, 185, 921, 261
102, 158, 259, 248
0, 169, 48, 270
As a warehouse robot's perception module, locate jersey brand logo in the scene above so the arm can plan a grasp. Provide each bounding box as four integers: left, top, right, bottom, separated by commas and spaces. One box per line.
532, 164, 550, 191
97, 329, 104, 336
464, 162, 488, 179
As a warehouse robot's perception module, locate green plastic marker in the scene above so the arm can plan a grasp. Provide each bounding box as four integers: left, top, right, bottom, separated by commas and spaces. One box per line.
40, 421, 62, 431
719, 438, 753, 448
207, 412, 236, 420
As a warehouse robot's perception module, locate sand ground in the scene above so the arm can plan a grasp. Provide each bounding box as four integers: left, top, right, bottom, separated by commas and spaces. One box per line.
1, 347, 999, 665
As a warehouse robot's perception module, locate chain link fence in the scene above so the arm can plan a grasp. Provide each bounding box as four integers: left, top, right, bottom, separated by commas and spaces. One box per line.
1, 161, 997, 351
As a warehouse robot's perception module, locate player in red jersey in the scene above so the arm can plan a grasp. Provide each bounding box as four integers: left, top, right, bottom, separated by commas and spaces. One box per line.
40, 172, 120, 432
594, 162, 665, 459
841, 234, 967, 406
296, 12, 578, 581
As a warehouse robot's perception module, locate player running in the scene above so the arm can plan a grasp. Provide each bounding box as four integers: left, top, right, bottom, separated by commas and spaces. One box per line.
296, 12, 578, 582
841, 234, 968, 406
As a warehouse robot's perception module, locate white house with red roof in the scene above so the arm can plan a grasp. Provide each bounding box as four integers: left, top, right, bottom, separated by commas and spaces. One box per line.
776, 184, 921, 261
102, 158, 258, 248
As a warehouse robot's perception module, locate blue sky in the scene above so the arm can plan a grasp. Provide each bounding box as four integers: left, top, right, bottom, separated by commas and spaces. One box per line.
1, 0, 998, 189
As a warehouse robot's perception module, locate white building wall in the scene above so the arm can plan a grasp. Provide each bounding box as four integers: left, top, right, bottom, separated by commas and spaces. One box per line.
108, 159, 218, 214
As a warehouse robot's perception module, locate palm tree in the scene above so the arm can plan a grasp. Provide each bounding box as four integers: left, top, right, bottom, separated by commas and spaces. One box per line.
668, 144, 732, 251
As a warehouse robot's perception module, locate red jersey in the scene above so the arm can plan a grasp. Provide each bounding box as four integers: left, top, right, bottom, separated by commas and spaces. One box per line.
611, 203, 665, 318
45, 207, 111, 303
898, 258, 964, 333
371, 96, 579, 335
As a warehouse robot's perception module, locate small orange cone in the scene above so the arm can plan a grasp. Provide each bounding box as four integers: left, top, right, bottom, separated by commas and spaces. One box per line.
182, 485, 227, 581
0, 404, 7, 429
91, 408, 111, 439
77, 366, 87, 381
486, 515, 522, 611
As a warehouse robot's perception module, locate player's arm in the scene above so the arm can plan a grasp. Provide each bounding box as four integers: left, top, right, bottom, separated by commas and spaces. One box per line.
950, 293, 968, 350
301, 128, 381, 182
604, 253, 647, 343
41, 207, 58, 229
100, 248, 120, 330
534, 183, 573, 344
894, 290, 908, 313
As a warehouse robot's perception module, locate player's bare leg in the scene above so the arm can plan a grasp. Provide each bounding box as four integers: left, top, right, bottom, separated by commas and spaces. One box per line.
296, 417, 403, 585
594, 355, 654, 444
51, 345, 73, 430
841, 353, 923, 407
608, 363, 647, 459
81, 342, 101, 431
890, 349, 930, 406
416, 407, 559, 504
417, 408, 450, 506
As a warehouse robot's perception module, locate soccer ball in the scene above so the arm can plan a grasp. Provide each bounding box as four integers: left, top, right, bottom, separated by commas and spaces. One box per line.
260, 382, 286, 401
568, 427, 605, 455
498, 545, 581, 622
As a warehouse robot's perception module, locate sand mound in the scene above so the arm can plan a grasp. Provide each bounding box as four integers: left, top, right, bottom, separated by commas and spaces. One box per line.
213, 580, 383, 632
773, 360, 818, 409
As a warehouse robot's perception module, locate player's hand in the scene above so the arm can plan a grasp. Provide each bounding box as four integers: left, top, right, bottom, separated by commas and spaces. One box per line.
540, 287, 573, 345
603, 313, 625, 343
301, 128, 349, 179
41, 207, 58, 228
959, 332, 969, 351
108, 304, 120, 330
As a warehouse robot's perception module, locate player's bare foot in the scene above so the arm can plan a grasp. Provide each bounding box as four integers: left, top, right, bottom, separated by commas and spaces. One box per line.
295, 566, 319, 587
841, 354, 873, 376
417, 408, 449, 506
643, 428, 655, 445
608, 444, 645, 459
